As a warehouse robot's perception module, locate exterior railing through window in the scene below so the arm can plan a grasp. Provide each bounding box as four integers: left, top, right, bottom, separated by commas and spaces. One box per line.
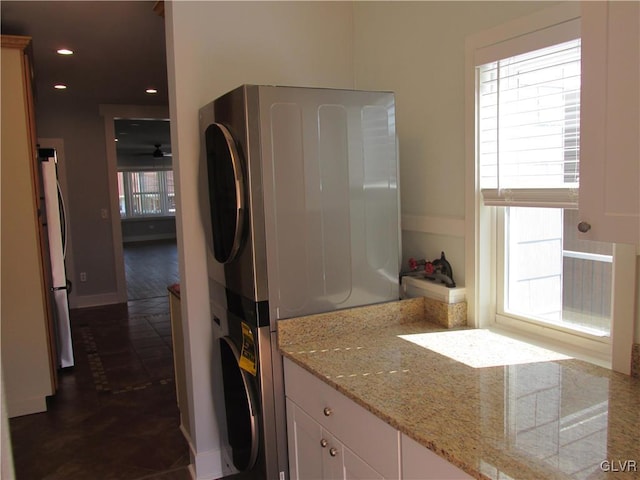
118, 170, 175, 218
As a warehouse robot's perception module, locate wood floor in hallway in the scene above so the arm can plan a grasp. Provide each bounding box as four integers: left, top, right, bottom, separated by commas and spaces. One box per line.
124, 239, 180, 301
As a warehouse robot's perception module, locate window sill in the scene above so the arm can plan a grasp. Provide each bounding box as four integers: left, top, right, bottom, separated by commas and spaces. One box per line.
488, 319, 611, 370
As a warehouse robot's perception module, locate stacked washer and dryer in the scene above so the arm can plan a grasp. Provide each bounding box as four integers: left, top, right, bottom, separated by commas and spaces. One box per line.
199, 85, 401, 480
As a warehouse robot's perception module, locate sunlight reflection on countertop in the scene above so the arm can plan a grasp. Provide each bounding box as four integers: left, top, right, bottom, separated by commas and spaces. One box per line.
398, 329, 572, 368
278, 298, 640, 480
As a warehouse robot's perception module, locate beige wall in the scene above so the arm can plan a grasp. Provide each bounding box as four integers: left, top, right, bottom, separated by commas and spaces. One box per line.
36, 100, 118, 305
166, 1, 639, 476
30, 1, 555, 305
165, 2, 354, 477
353, 1, 553, 285
32, 1, 168, 309
350, 0, 640, 348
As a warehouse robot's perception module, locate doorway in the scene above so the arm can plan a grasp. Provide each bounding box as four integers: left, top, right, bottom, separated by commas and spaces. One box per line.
100, 105, 175, 304
112, 117, 179, 304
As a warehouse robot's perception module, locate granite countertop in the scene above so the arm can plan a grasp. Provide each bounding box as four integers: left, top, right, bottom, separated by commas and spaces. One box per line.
168, 283, 180, 298
277, 298, 640, 480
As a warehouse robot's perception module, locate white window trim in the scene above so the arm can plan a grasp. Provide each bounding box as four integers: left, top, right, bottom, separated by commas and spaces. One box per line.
464, 3, 636, 372
494, 207, 611, 366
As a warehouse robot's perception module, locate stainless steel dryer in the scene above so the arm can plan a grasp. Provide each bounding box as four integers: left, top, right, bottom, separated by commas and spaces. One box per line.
199, 85, 400, 480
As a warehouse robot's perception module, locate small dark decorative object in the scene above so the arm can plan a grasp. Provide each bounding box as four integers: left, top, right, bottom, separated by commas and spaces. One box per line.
406, 251, 456, 288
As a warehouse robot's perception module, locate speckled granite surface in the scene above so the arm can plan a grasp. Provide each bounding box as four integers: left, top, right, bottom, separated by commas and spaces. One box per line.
423, 297, 467, 328
633, 344, 640, 378
278, 299, 640, 480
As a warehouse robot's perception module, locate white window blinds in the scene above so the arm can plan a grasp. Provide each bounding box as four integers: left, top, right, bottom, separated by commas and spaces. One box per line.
477, 37, 581, 208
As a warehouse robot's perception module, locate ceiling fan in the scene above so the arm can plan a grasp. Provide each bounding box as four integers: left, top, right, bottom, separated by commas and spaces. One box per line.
132, 143, 172, 158
151, 144, 171, 158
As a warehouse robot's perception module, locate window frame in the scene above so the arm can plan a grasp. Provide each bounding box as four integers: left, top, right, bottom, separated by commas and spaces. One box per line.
464, 3, 635, 371
117, 168, 176, 219
495, 206, 613, 363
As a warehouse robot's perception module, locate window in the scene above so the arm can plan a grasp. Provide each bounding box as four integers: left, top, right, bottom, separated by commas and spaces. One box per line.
476, 36, 613, 339
501, 207, 612, 337
118, 169, 175, 218
478, 39, 581, 197
467, 5, 619, 364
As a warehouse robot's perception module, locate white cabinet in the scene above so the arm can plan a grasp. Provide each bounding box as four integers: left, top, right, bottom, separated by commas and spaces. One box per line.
343, 445, 386, 480
286, 398, 325, 479
401, 434, 472, 480
1, 35, 55, 417
287, 398, 384, 480
579, 1, 640, 244
284, 358, 473, 480
284, 358, 400, 480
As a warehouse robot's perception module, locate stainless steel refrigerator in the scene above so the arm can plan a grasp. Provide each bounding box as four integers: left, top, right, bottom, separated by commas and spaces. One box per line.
39, 148, 74, 368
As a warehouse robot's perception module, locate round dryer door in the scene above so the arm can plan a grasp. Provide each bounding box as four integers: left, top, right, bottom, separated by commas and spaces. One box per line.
204, 123, 246, 264
219, 336, 259, 472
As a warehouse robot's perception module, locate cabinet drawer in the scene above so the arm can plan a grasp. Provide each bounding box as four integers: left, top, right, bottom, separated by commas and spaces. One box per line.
284, 358, 400, 479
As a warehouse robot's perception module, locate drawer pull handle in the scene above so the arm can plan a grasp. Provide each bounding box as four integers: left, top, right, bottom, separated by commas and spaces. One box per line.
320, 439, 328, 448
323, 407, 333, 417
577, 221, 591, 233
329, 447, 338, 457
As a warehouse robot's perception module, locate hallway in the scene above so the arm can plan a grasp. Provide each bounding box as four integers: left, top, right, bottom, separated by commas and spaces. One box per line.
8, 241, 190, 479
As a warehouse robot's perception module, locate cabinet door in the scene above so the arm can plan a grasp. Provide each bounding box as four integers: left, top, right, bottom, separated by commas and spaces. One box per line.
287, 397, 388, 480
321, 431, 343, 480
284, 358, 400, 478
401, 434, 472, 480
1, 35, 55, 417
343, 448, 384, 480
579, 1, 640, 244
287, 398, 324, 480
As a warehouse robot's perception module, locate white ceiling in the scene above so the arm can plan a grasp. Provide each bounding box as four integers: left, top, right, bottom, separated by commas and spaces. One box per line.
1, 0, 170, 149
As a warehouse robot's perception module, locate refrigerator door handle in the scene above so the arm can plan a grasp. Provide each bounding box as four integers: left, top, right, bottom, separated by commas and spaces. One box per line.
52, 279, 72, 293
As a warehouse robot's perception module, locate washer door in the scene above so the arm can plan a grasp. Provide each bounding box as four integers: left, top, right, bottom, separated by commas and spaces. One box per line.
204, 123, 246, 264
219, 336, 259, 472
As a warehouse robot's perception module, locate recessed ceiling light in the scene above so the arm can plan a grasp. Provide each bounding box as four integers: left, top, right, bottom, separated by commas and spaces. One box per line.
57, 48, 74, 55
145, 88, 158, 94
54, 84, 67, 90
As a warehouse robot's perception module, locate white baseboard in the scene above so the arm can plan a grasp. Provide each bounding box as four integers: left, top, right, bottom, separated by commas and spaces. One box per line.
7, 395, 47, 418
187, 464, 196, 480
181, 426, 235, 480
191, 446, 230, 480
122, 233, 177, 243
180, 423, 193, 448
68, 292, 122, 309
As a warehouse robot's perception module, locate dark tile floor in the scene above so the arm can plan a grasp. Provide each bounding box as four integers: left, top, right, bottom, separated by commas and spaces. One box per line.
8, 242, 192, 480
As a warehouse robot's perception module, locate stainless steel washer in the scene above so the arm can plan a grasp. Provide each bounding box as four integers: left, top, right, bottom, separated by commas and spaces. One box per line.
200, 84, 400, 480
218, 293, 275, 479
